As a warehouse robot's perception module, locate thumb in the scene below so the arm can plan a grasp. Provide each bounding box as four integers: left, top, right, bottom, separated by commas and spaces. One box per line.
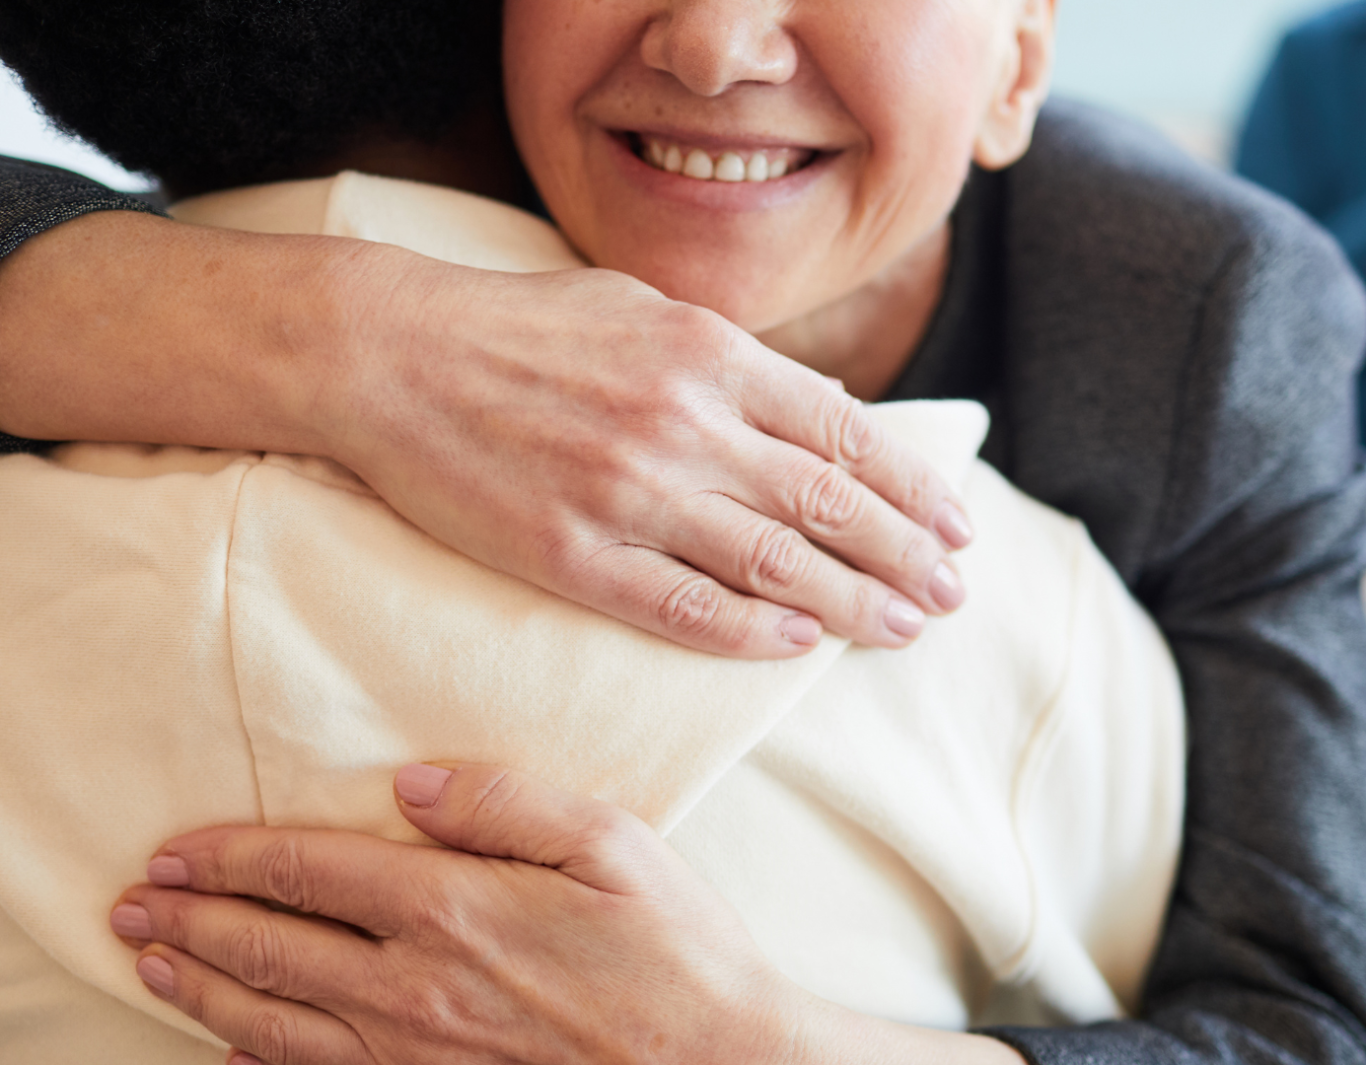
393, 763, 665, 894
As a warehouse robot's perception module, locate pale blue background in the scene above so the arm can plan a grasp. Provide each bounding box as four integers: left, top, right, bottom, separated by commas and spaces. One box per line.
1052, 0, 1341, 159
0, 0, 1348, 188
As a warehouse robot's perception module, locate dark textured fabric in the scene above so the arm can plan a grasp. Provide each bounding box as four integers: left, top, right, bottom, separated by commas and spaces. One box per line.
0, 155, 163, 260
892, 100, 1366, 1064
0, 154, 165, 454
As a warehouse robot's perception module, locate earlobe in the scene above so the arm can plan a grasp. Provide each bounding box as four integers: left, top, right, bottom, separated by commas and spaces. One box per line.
973, 0, 1057, 171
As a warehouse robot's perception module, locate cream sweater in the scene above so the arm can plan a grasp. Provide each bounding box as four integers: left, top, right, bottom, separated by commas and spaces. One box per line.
0, 173, 1185, 1062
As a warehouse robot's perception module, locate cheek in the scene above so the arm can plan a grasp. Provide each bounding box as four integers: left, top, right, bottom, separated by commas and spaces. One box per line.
502, 1, 571, 145
503, 1, 644, 218
825, 4, 997, 242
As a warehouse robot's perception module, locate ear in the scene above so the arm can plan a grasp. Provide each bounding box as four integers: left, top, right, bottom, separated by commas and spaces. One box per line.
973, 0, 1057, 170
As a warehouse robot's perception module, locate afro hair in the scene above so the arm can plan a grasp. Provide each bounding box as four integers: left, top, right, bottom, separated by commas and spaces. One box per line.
0, 1, 504, 196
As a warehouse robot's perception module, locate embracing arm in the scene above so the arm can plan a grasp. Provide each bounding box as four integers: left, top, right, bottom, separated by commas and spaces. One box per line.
0, 159, 974, 656
994, 197, 1366, 1064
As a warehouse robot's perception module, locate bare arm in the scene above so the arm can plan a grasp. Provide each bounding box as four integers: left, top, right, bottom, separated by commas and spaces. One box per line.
0, 211, 971, 656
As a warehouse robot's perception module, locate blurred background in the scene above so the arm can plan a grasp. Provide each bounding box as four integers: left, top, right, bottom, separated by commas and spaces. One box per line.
0, 0, 1350, 189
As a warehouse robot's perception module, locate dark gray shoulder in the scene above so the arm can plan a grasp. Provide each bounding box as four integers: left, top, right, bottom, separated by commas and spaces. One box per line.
1000, 100, 1366, 579
1013, 98, 1356, 307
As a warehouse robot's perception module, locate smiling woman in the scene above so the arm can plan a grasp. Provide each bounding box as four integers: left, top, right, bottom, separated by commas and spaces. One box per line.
503, 0, 1051, 394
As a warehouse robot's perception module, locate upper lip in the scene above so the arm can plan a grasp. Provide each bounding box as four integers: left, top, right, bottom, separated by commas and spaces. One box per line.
611, 124, 837, 154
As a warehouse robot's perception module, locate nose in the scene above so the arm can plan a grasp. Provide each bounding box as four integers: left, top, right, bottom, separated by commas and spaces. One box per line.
640, 0, 798, 97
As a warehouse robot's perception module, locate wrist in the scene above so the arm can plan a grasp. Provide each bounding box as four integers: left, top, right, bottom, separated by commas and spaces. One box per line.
294, 238, 476, 475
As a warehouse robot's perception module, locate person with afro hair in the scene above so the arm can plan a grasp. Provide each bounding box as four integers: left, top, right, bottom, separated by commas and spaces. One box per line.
0, 0, 511, 198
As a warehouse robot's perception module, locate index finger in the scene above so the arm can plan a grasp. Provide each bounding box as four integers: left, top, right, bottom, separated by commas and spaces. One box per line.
729, 347, 974, 550
147, 825, 450, 936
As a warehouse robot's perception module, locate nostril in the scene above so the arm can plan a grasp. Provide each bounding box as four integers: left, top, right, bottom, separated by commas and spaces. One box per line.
640, 11, 798, 96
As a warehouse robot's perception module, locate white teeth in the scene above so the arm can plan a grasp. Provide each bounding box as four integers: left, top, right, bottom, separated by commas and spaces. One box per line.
682, 149, 714, 180
639, 136, 806, 183
714, 152, 746, 182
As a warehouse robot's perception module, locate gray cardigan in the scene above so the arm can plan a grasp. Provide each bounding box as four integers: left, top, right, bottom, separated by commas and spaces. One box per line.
3, 100, 1366, 1065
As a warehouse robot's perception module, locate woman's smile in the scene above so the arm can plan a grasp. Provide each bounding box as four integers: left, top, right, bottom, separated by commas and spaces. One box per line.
504, 0, 1009, 344
601, 125, 838, 213
631, 133, 817, 183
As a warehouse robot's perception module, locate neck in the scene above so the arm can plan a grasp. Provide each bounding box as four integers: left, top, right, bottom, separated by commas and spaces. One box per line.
755, 222, 951, 402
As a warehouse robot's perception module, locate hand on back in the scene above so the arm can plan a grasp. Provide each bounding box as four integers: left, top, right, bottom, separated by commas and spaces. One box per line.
321, 254, 970, 657
0, 215, 969, 657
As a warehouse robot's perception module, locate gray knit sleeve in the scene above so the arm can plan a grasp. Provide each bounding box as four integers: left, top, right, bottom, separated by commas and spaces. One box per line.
981, 101, 1366, 1065
0, 154, 167, 454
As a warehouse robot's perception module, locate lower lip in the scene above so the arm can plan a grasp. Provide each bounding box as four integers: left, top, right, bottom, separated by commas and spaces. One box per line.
601, 130, 834, 213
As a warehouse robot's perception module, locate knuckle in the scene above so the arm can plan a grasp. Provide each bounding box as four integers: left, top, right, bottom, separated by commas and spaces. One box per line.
157, 897, 191, 948
256, 837, 314, 912
416, 884, 471, 945
898, 529, 943, 578
901, 466, 945, 520
581, 805, 638, 852
655, 574, 726, 640
741, 524, 808, 593
529, 524, 598, 584
247, 1008, 300, 1065
669, 305, 750, 385
665, 300, 728, 348
635, 364, 698, 419
564, 806, 654, 876
846, 578, 879, 631
226, 919, 286, 992
792, 464, 861, 534
467, 768, 524, 832
828, 397, 881, 468
177, 970, 212, 1024
391, 977, 461, 1041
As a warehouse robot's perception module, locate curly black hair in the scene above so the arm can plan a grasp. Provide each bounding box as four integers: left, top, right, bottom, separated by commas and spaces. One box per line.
0, 1, 504, 196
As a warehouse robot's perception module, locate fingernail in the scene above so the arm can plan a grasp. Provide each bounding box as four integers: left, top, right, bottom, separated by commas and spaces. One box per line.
932, 502, 974, 550
111, 903, 153, 939
780, 613, 822, 646
396, 763, 453, 807
883, 597, 926, 639
147, 855, 190, 887
136, 954, 176, 997
929, 562, 966, 612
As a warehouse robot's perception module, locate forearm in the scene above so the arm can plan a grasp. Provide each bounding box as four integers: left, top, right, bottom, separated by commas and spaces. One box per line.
0, 209, 381, 454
